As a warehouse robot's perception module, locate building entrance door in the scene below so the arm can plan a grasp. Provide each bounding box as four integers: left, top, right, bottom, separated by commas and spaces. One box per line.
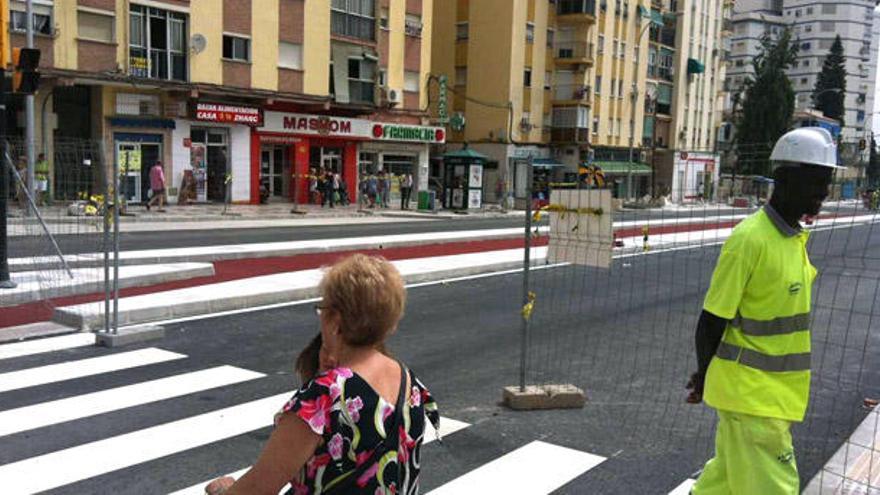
260, 145, 290, 199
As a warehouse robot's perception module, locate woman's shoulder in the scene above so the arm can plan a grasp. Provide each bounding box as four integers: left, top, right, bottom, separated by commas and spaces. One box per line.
276, 367, 356, 435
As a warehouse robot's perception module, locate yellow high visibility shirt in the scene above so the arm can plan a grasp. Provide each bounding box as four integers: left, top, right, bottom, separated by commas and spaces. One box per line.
703, 205, 816, 422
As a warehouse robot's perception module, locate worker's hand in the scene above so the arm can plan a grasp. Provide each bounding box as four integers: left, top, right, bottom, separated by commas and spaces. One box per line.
685, 372, 704, 404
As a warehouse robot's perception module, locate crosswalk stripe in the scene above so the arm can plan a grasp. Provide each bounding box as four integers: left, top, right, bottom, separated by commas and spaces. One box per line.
669, 478, 696, 495
425, 440, 606, 495
169, 417, 472, 495
0, 347, 186, 394
0, 333, 94, 361
0, 392, 293, 494
0, 365, 265, 438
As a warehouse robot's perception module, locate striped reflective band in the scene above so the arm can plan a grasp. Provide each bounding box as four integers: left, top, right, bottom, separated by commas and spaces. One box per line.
716, 342, 811, 372
731, 312, 810, 337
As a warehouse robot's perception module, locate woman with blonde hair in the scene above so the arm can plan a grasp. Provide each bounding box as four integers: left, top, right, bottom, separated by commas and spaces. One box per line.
207, 254, 439, 495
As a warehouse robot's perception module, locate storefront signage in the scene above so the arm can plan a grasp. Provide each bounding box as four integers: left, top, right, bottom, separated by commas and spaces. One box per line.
259, 135, 302, 145
372, 124, 445, 143
195, 102, 263, 126
129, 56, 150, 78
261, 112, 445, 144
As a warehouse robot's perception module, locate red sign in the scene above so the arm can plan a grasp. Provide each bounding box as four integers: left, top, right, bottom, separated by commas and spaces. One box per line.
259, 135, 302, 145
282, 115, 354, 135
195, 102, 263, 126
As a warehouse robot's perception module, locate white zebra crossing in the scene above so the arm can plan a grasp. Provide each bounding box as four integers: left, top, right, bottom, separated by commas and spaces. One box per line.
669, 478, 696, 494
0, 391, 293, 493
425, 440, 607, 495
0, 365, 265, 437
168, 417, 473, 495
0, 332, 94, 360
0, 347, 185, 393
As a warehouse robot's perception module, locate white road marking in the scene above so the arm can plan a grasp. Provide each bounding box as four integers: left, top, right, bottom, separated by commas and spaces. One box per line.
169, 417, 472, 495
0, 348, 186, 393
0, 365, 265, 437
669, 478, 696, 495
425, 440, 606, 495
0, 333, 94, 361
0, 392, 292, 494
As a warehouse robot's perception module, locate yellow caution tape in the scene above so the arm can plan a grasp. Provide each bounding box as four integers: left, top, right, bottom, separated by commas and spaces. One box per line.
521, 291, 537, 321
540, 203, 604, 217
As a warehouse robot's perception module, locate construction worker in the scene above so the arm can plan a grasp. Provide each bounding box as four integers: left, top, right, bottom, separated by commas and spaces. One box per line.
686, 127, 840, 494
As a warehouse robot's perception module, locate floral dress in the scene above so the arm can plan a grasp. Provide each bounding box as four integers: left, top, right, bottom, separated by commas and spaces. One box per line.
277, 366, 441, 495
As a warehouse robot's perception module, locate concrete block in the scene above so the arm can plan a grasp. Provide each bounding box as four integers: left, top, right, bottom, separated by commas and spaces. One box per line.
503, 384, 586, 411
95, 325, 164, 347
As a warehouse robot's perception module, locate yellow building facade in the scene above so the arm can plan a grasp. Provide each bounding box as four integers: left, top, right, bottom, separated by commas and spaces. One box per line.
5, 0, 438, 206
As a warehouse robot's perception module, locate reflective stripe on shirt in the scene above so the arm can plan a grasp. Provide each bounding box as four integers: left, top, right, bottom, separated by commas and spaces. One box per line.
731, 312, 811, 337
716, 341, 811, 372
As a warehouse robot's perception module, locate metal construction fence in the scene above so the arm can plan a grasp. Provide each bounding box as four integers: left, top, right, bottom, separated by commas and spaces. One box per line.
508, 151, 880, 493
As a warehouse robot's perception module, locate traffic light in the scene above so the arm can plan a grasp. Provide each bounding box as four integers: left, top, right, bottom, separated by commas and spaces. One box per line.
12, 47, 40, 94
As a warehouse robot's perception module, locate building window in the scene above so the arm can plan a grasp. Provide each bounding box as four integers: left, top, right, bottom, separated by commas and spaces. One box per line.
609, 117, 614, 136
223, 35, 250, 62
735, 59, 744, 67
524, 68, 532, 87
619, 79, 624, 98
78, 10, 114, 43
547, 28, 555, 48
10, 1, 52, 35
800, 77, 808, 85
455, 66, 467, 87
620, 41, 626, 59
857, 110, 866, 123
820, 21, 834, 32
526, 22, 535, 43
116, 93, 160, 116
129, 5, 188, 81
404, 70, 420, 92
348, 57, 377, 104
331, 0, 375, 41
279, 41, 303, 70
456, 22, 469, 41
613, 39, 619, 58
795, 9, 801, 17
592, 117, 599, 134
806, 7, 813, 14
379, 7, 389, 29
804, 24, 812, 33
821, 3, 836, 14
595, 75, 601, 94
598, 34, 605, 54
405, 13, 422, 37
544, 71, 552, 90
801, 42, 811, 51
634, 46, 639, 63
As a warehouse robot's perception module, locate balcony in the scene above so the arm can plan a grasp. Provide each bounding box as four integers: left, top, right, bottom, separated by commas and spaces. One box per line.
557, 0, 597, 23
552, 127, 591, 143
721, 18, 733, 34
553, 84, 592, 105
555, 42, 595, 66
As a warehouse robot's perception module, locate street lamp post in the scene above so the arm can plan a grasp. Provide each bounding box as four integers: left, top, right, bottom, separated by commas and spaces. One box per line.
626, 11, 654, 202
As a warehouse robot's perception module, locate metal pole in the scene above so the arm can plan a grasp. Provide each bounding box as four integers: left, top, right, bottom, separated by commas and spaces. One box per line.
24, 0, 35, 212
112, 145, 120, 334
628, 83, 637, 201
103, 145, 110, 333
518, 156, 534, 392
0, 69, 15, 289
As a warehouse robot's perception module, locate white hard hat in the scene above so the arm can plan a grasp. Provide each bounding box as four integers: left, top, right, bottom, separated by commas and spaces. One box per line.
770, 127, 843, 169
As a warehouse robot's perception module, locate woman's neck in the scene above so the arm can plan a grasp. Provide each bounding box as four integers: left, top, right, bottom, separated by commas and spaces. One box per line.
333, 344, 381, 369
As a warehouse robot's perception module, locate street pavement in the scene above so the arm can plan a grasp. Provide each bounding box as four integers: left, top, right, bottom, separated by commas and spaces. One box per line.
0, 219, 878, 494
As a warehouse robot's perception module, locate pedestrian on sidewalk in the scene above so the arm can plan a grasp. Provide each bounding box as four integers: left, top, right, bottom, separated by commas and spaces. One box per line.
332, 172, 341, 205
322, 170, 335, 208
146, 160, 166, 212
400, 173, 413, 210
35, 153, 50, 206
309, 169, 319, 204
686, 128, 839, 495
338, 177, 350, 206
367, 173, 378, 208
14, 156, 27, 210
205, 254, 441, 495
377, 170, 389, 208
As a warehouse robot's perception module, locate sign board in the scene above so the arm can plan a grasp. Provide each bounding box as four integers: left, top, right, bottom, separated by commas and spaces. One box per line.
260, 112, 445, 143
547, 190, 613, 268
129, 56, 150, 78
437, 75, 449, 124
195, 102, 263, 126
190, 143, 208, 202
468, 164, 483, 188
468, 189, 482, 209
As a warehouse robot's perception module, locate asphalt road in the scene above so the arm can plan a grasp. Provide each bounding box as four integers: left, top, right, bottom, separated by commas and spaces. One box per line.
1, 219, 877, 494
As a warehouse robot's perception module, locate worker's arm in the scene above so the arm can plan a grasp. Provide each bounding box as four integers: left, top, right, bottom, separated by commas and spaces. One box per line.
686, 310, 727, 404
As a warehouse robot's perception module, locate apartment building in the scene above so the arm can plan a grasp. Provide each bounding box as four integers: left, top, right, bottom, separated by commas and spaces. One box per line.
4, 0, 439, 205
725, 0, 880, 143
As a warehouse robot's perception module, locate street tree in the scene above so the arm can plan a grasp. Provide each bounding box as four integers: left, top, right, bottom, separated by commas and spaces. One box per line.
812, 35, 846, 121
868, 136, 880, 188
735, 29, 799, 176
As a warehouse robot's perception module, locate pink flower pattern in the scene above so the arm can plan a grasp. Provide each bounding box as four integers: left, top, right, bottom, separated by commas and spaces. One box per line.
280, 366, 440, 494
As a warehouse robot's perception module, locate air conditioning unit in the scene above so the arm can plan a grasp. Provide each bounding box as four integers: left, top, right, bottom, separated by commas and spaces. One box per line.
383, 87, 403, 107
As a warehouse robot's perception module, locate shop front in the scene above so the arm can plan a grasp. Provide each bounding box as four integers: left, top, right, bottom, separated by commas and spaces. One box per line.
671, 151, 719, 203
171, 102, 262, 204
254, 112, 444, 205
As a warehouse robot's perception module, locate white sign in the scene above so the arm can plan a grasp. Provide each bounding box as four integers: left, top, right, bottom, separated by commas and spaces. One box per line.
260, 112, 445, 143
547, 190, 613, 268
468, 189, 482, 209
469, 164, 483, 188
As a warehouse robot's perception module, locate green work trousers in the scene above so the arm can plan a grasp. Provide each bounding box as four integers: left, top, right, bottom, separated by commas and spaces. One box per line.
691, 410, 799, 495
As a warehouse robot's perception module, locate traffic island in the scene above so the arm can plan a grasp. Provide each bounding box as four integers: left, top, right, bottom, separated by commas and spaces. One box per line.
95, 325, 164, 348
502, 384, 586, 410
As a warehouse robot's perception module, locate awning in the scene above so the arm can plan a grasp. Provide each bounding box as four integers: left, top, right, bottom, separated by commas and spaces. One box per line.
650, 9, 664, 26
443, 148, 489, 160
533, 158, 565, 168
687, 58, 706, 74
593, 161, 652, 175
109, 117, 176, 129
